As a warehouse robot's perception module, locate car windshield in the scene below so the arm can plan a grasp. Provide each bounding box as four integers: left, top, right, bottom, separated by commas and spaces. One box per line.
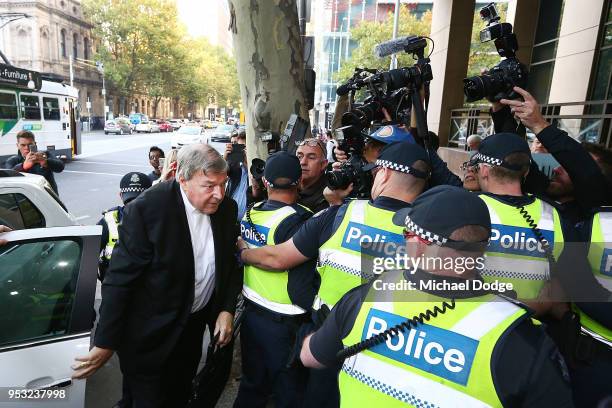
105, 121, 115, 125
178, 127, 201, 135
217, 125, 234, 132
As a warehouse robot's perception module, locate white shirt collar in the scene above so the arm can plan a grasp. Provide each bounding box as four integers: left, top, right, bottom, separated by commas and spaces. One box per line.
180, 184, 200, 215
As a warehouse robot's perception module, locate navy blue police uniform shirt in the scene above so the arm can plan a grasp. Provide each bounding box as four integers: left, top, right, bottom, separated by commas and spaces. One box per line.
292, 196, 410, 259
250, 200, 317, 311
309, 269, 574, 408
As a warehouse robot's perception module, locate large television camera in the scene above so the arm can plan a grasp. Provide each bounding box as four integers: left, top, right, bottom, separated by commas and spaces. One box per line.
463, 3, 528, 102
326, 36, 434, 198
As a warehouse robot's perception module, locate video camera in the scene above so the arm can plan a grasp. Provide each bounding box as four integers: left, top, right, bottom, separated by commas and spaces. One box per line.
463, 3, 528, 102
326, 36, 433, 198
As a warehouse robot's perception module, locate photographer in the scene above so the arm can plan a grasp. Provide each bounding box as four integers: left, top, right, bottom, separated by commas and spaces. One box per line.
4, 130, 64, 194
500, 86, 612, 224
296, 138, 329, 213
225, 130, 251, 221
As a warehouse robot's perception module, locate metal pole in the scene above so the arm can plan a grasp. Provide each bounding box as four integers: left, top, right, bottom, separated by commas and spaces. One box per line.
69, 54, 74, 86
345, 0, 351, 59
337, 22, 343, 73
390, 0, 400, 70
298, 0, 306, 36
361, 0, 366, 21
102, 74, 106, 121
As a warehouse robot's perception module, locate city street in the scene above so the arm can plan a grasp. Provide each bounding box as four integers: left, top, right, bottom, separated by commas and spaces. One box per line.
54, 130, 238, 408
55, 130, 226, 224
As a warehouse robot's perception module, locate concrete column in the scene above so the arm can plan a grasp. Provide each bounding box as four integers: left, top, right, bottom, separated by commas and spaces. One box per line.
426, 0, 475, 146
548, 0, 605, 104
506, 0, 540, 65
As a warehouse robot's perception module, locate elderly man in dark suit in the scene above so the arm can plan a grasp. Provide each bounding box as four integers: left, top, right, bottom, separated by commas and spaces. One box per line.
72, 144, 242, 407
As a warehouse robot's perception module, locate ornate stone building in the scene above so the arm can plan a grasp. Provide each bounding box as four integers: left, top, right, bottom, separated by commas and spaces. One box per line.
0, 0, 106, 121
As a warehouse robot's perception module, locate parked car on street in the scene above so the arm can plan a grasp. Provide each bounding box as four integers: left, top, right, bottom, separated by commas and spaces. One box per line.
170, 125, 205, 149
129, 113, 148, 126
156, 120, 173, 133
169, 119, 182, 131
135, 119, 160, 133
104, 118, 133, 135
0, 170, 77, 228
203, 119, 217, 129
209, 124, 235, 143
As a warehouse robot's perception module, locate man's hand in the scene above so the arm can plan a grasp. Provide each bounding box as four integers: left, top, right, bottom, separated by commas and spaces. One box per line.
71, 346, 114, 379
214, 311, 234, 347
333, 147, 348, 163
500, 86, 550, 135
324, 183, 353, 206
0, 225, 11, 246
37, 153, 48, 168
223, 143, 233, 160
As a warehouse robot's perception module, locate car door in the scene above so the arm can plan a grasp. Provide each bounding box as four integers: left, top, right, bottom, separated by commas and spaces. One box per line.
0, 225, 101, 408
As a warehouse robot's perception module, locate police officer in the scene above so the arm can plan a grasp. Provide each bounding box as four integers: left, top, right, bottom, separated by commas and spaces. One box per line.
238, 141, 431, 407
234, 151, 315, 408
333, 124, 416, 164
300, 185, 573, 407
97, 171, 151, 281
468, 133, 566, 305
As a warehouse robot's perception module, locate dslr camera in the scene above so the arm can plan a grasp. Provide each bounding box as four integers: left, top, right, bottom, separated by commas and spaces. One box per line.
463, 3, 528, 102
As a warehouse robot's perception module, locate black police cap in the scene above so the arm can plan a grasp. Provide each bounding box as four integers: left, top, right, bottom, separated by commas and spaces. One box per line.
264, 151, 302, 189
120, 172, 152, 203
392, 185, 491, 248
362, 141, 430, 179
471, 132, 531, 171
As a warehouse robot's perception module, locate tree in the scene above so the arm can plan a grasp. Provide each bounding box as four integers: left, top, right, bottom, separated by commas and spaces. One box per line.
335, 8, 432, 84
227, 0, 309, 163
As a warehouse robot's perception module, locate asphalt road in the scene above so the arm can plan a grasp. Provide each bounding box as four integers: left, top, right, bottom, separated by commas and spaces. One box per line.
54, 130, 239, 408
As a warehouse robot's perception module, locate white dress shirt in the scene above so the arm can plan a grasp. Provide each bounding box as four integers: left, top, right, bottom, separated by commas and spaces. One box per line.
180, 187, 216, 313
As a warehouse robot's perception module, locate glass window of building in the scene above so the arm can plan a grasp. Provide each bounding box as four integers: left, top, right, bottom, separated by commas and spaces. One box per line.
528, 0, 565, 103
60, 29, 66, 58
590, 0, 612, 101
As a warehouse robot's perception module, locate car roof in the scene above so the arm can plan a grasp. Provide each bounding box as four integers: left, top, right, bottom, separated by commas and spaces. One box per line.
0, 171, 49, 188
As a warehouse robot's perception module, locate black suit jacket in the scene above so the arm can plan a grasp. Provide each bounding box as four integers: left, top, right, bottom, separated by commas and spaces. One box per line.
94, 180, 242, 373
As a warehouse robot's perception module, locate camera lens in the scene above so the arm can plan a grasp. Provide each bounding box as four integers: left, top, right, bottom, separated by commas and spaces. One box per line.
324, 168, 352, 190
463, 76, 486, 102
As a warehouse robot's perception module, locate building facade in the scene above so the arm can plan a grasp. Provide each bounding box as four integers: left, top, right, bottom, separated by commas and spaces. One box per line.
0, 0, 105, 122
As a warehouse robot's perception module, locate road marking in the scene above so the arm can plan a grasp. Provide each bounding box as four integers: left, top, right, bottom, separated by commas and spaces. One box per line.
75, 161, 144, 167
63, 170, 123, 176
75, 215, 90, 221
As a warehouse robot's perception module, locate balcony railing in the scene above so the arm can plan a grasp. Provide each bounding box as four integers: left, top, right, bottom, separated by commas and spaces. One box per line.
449, 100, 612, 149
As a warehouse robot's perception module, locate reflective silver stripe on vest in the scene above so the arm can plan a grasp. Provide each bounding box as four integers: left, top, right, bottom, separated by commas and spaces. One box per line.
242, 286, 306, 315
600, 212, 612, 242
103, 211, 119, 258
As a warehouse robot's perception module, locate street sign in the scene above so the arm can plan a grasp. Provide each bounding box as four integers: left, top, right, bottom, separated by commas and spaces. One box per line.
104, 105, 109, 113
86, 101, 91, 110
0, 63, 42, 91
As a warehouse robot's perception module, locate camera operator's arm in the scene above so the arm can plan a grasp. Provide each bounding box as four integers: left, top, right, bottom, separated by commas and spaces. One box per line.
323, 184, 353, 206
238, 237, 309, 271
427, 149, 463, 188
502, 87, 610, 207
43, 151, 64, 173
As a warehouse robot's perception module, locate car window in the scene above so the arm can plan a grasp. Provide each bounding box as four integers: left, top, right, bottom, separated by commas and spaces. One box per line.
178, 127, 201, 135
0, 193, 45, 230
0, 92, 18, 120
0, 238, 81, 347
20, 95, 41, 120
42, 97, 60, 121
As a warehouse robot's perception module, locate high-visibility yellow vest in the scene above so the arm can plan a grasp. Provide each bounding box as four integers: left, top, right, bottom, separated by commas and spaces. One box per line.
101, 209, 120, 262
478, 195, 565, 300
241, 202, 311, 315
339, 270, 527, 408
577, 210, 612, 344
315, 200, 405, 309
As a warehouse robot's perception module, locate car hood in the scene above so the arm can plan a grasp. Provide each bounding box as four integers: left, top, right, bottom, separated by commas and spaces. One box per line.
172, 132, 201, 142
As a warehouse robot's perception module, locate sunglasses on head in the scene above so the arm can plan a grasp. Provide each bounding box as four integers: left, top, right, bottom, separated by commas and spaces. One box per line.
296, 139, 326, 153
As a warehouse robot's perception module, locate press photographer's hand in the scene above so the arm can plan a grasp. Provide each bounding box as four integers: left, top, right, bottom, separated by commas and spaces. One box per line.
500, 86, 550, 135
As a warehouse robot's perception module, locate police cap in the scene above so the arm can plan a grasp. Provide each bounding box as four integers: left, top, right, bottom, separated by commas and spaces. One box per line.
263, 151, 302, 189
363, 141, 430, 179
470, 132, 531, 171
120, 172, 152, 203
368, 125, 416, 144
392, 185, 491, 248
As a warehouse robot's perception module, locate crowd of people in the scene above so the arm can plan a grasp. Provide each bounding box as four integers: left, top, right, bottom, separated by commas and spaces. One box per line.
2, 85, 611, 408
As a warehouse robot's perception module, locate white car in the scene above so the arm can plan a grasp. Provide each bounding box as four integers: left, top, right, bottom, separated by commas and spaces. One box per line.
0, 170, 101, 408
171, 126, 205, 149
135, 120, 160, 133
168, 119, 182, 130
0, 170, 77, 228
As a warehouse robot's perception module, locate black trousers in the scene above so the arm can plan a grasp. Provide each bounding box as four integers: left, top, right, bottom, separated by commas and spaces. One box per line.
233, 303, 308, 408
304, 365, 340, 408
117, 302, 214, 408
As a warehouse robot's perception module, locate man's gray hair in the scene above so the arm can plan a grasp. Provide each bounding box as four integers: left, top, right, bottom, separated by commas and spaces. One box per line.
176, 144, 228, 180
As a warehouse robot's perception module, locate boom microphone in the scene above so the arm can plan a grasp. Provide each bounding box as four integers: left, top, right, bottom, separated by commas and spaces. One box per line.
374, 36, 427, 58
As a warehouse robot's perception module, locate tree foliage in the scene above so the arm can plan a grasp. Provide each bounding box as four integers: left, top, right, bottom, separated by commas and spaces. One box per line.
335, 3, 509, 83
82, 0, 240, 115
335, 8, 432, 83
